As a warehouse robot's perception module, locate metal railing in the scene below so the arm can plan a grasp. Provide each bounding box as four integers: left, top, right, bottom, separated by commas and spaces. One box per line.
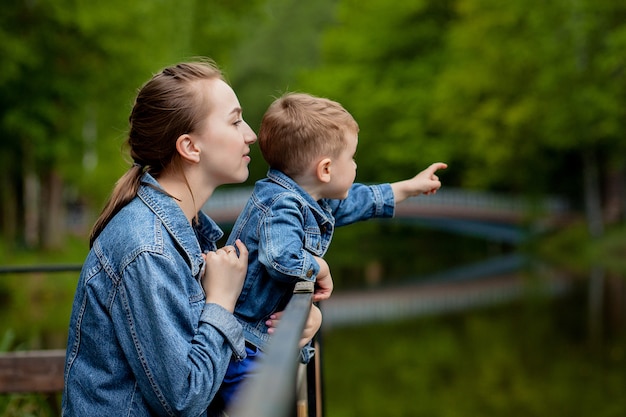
0, 264, 82, 274
227, 281, 320, 417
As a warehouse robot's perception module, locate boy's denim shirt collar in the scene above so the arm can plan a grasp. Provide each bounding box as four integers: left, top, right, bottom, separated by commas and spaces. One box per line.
138, 173, 223, 277
266, 168, 334, 223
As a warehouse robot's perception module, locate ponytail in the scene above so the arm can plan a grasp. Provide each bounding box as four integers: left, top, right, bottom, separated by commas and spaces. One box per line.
89, 164, 144, 247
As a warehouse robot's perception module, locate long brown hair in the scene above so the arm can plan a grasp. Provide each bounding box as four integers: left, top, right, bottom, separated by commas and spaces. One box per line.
89, 60, 224, 247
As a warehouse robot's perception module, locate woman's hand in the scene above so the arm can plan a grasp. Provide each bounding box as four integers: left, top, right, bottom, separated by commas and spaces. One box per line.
266, 304, 323, 348
201, 239, 248, 312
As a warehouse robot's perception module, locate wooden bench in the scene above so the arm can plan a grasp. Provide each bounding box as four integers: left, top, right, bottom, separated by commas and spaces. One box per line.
0, 349, 65, 393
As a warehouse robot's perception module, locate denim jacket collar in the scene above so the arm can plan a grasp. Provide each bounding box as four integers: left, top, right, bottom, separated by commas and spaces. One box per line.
266, 169, 334, 225
137, 173, 223, 278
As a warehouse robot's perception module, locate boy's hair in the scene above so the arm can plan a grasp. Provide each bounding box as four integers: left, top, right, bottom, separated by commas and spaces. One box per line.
258, 93, 359, 177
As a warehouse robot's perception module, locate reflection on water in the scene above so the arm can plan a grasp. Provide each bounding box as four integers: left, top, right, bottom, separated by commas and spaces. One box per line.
321, 253, 572, 328
324, 220, 517, 290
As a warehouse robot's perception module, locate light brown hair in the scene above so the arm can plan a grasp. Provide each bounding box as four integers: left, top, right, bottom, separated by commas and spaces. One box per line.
89, 60, 223, 247
258, 93, 359, 177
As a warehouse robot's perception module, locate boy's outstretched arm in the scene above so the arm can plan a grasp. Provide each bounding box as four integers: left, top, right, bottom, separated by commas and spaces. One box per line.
391, 162, 448, 204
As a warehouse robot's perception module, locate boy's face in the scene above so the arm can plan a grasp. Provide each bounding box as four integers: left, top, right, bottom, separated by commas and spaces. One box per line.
322, 131, 358, 200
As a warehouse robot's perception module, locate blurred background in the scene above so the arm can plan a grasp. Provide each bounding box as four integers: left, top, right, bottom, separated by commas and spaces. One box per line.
1, 0, 625, 415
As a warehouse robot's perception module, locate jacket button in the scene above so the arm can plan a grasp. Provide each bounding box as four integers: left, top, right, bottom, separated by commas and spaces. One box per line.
306, 269, 314, 278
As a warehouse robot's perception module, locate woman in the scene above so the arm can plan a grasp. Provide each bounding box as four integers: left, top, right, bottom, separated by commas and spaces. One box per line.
62, 60, 320, 416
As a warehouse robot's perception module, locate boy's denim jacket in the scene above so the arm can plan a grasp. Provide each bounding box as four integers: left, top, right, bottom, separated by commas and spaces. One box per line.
226, 169, 395, 356
62, 173, 245, 417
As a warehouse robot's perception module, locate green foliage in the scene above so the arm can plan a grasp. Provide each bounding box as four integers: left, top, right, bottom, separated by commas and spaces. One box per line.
431, 0, 626, 192
0, 0, 268, 244
0, 330, 16, 353
0, 393, 60, 417
226, 0, 339, 182
0, 235, 86, 350
593, 226, 626, 275
537, 221, 626, 277
296, 0, 456, 183
253, 0, 626, 208
2, 0, 625, 243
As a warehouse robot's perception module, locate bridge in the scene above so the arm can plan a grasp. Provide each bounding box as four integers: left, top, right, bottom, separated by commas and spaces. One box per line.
203, 186, 572, 243
204, 186, 570, 224
320, 253, 572, 329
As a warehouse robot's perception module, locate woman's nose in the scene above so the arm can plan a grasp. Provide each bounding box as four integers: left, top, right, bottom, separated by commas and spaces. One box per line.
244, 122, 257, 144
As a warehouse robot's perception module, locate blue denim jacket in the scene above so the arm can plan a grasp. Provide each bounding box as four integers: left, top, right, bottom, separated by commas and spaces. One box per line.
226, 169, 395, 351
62, 173, 246, 417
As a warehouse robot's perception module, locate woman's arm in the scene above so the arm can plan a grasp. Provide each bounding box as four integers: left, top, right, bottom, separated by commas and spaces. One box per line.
111, 251, 245, 415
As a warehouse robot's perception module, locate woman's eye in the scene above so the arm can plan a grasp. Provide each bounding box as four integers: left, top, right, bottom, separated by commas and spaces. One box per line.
234, 119, 243, 126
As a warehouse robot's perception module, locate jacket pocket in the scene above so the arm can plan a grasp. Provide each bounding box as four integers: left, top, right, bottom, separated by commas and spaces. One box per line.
303, 230, 323, 256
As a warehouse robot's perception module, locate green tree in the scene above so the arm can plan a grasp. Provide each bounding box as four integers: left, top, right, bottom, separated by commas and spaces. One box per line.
226, 0, 338, 182
432, 0, 626, 213
296, 0, 456, 183
430, 0, 626, 339
0, 0, 262, 250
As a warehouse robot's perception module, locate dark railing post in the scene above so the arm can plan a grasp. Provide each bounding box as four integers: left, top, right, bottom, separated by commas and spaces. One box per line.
307, 338, 324, 417
226, 281, 315, 417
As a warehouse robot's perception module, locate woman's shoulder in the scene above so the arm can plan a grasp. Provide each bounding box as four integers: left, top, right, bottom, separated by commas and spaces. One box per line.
98, 200, 164, 255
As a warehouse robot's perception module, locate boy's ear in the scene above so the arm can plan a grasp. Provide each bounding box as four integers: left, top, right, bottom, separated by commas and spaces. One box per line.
316, 158, 332, 183
176, 134, 201, 163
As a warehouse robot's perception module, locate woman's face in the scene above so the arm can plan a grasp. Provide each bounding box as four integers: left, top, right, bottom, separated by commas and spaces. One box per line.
192, 78, 257, 187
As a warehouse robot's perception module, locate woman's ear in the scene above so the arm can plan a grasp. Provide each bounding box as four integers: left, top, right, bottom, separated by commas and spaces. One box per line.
316, 158, 332, 183
176, 134, 201, 164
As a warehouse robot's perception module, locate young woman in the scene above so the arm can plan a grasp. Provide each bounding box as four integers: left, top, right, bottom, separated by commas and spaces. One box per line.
62, 61, 320, 417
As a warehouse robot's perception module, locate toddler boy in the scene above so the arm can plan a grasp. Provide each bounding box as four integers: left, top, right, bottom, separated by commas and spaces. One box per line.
219, 92, 447, 405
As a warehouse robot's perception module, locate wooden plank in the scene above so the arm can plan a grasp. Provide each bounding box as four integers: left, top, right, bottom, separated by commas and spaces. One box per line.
0, 349, 66, 393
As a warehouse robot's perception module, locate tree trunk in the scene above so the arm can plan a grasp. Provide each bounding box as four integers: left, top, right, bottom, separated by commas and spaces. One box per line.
23, 170, 40, 248
606, 273, 626, 335
603, 165, 625, 224
582, 150, 604, 347
583, 151, 604, 237
41, 169, 65, 250
603, 165, 625, 335
0, 174, 18, 244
